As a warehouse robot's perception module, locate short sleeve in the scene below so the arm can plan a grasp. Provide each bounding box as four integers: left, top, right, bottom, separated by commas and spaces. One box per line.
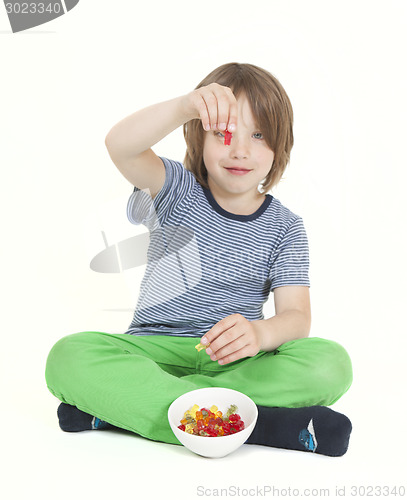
126, 157, 196, 230
269, 216, 310, 291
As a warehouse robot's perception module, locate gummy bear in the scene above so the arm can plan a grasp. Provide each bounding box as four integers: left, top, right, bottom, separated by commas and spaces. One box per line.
195, 341, 210, 352
224, 130, 232, 146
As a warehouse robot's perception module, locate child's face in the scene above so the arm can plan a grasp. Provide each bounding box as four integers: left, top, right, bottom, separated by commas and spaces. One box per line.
202, 94, 275, 200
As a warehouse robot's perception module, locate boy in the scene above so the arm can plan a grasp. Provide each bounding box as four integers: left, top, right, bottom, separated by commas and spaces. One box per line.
46, 63, 352, 456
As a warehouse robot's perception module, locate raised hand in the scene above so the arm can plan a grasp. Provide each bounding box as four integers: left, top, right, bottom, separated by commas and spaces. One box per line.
183, 83, 238, 133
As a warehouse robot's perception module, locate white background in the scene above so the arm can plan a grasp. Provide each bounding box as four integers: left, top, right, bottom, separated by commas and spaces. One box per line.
1, 1, 406, 498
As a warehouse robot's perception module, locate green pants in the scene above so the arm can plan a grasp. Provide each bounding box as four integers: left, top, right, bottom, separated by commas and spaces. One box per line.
45, 332, 352, 444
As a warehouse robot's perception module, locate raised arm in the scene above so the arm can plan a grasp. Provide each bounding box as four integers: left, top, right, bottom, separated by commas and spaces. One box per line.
104, 84, 238, 197
104, 96, 189, 197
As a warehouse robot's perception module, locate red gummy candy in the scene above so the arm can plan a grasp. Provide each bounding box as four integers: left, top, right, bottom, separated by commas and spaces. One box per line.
224, 130, 232, 145
234, 420, 244, 431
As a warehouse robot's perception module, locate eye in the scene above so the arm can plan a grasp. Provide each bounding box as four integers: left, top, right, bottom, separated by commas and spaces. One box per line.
214, 131, 225, 138
253, 132, 263, 140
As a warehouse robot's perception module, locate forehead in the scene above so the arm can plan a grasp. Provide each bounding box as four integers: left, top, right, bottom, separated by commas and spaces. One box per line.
236, 93, 259, 128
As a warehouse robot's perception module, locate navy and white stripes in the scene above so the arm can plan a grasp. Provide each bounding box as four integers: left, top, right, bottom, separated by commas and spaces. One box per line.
125, 157, 310, 337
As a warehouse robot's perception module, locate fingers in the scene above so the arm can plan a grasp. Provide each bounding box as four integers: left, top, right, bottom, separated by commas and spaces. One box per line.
191, 83, 238, 133
215, 346, 253, 366
202, 313, 240, 344
207, 332, 250, 364
201, 314, 259, 365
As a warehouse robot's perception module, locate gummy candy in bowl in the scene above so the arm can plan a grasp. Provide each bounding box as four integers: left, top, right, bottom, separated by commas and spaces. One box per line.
168, 387, 258, 458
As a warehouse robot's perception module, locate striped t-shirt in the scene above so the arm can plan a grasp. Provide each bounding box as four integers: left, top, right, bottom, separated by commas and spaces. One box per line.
124, 157, 310, 337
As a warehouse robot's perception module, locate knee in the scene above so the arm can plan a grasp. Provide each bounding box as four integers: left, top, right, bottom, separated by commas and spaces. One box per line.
45, 331, 102, 387
46, 331, 93, 362
310, 338, 353, 400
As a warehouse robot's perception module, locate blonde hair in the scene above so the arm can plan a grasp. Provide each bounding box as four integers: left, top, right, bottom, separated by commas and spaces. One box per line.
183, 62, 294, 193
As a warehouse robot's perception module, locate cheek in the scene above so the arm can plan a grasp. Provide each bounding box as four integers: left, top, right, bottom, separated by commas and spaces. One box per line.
264, 149, 275, 168
259, 153, 275, 180
202, 144, 212, 170
202, 136, 213, 162
203, 139, 223, 168
257, 149, 275, 170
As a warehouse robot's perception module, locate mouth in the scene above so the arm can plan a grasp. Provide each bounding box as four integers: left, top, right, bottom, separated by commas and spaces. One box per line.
224, 167, 252, 176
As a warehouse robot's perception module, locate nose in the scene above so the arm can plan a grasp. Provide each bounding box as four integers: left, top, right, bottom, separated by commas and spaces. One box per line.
229, 133, 250, 159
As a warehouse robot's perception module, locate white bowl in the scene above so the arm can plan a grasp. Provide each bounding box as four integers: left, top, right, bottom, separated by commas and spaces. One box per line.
168, 387, 258, 458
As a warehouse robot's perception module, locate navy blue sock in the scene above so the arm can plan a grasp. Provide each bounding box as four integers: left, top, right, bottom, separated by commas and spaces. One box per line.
246, 405, 352, 457
57, 403, 114, 432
